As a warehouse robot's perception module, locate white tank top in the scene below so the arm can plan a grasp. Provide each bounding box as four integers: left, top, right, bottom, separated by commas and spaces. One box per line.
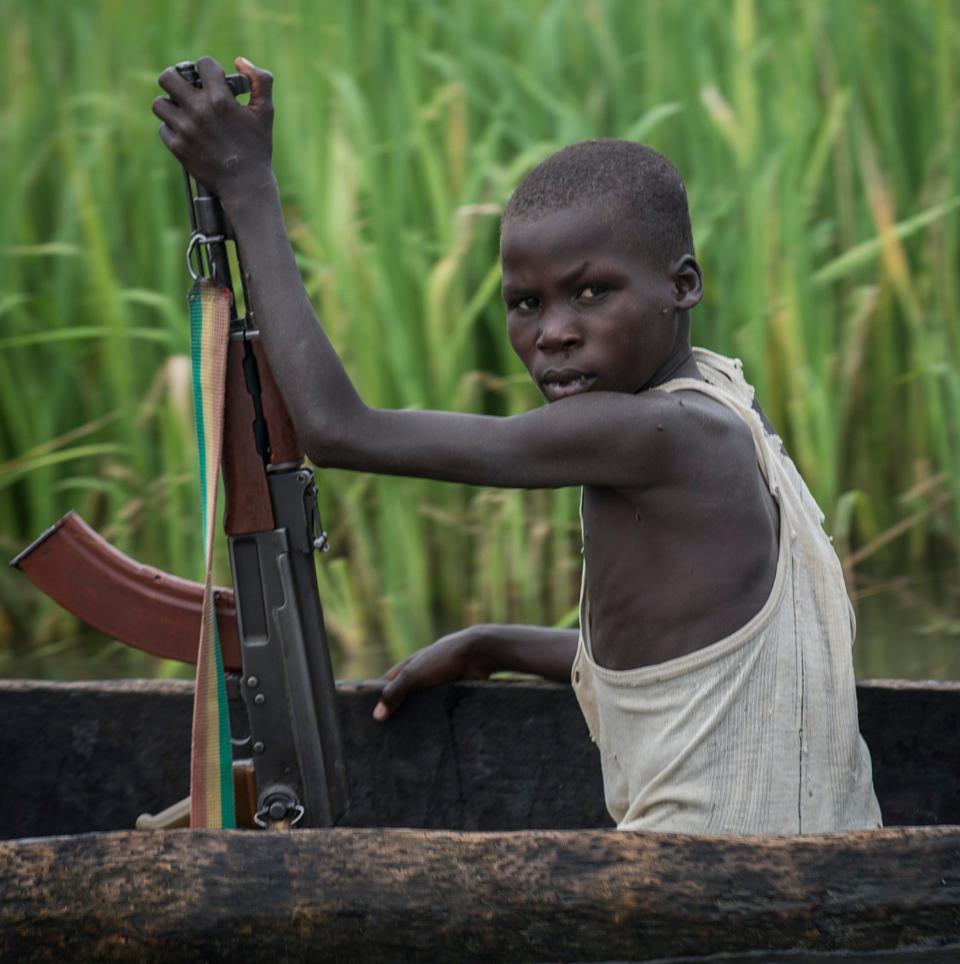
571, 348, 882, 835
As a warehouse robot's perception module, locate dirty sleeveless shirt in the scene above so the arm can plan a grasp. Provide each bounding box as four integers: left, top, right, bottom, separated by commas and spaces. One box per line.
570, 348, 882, 835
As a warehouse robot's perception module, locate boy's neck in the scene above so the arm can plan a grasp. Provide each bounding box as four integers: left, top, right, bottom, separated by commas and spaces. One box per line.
642, 326, 701, 391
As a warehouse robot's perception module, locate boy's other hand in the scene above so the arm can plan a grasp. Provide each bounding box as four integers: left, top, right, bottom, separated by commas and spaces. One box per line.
153, 55, 275, 205
373, 628, 492, 721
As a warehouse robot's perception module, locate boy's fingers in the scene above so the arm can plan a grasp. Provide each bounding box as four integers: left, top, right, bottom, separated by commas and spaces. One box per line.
196, 56, 237, 113
157, 66, 193, 103
381, 658, 410, 682
378, 675, 403, 707
235, 57, 274, 110
151, 96, 179, 125
373, 672, 414, 721
196, 55, 227, 87
157, 124, 177, 153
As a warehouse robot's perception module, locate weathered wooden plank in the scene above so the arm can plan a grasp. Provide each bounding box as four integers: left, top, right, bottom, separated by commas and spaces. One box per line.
0, 679, 198, 840
2, 678, 959, 839
0, 679, 609, 839
1, 827, 959, 962
856, 679, 960, 827
336, 678, 610, 831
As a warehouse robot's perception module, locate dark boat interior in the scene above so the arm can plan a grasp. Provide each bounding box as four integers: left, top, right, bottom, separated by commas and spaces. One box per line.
3, 678, 958, 839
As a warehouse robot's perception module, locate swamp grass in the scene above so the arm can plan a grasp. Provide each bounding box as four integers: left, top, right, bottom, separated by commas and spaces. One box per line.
1, 0, 958, 679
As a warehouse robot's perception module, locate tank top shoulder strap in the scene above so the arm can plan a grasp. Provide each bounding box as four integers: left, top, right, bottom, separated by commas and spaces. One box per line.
654, 350, 783, 496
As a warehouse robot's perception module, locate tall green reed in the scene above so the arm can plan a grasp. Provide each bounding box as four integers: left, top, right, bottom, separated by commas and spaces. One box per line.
1, 0, 957, 678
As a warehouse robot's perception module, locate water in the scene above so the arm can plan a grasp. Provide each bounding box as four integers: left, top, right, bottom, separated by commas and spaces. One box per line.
852, 570, 960, 680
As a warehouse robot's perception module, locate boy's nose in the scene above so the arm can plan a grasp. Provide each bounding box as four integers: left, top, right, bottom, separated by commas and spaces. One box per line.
536, 314, 582, 353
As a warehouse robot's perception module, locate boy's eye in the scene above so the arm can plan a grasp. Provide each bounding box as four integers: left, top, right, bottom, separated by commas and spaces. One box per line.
578, 284, 607, 300
514, 296, 540, 312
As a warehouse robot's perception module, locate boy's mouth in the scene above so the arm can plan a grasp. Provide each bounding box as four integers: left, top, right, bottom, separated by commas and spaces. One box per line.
541, 369, 596, 401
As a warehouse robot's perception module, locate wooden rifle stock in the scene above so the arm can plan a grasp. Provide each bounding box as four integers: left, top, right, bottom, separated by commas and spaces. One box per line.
222, 338, 301, 534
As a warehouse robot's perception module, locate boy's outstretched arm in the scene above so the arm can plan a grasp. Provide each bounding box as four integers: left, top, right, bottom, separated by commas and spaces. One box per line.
372, 625, 579, 720
154, 57, 682, 492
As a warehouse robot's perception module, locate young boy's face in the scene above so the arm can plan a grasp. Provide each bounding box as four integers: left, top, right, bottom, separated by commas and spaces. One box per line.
500, 204, 683, 402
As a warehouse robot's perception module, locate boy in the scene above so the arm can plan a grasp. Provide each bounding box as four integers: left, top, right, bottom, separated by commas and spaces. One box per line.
155, 57, 881, 835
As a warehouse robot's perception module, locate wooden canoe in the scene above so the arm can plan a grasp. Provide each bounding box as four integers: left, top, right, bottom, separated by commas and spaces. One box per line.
1, 677, 959, 962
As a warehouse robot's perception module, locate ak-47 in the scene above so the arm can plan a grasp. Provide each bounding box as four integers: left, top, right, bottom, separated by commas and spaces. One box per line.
12, 61, 348, 831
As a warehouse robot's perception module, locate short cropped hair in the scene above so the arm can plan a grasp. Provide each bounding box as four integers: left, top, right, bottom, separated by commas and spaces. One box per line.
502, 140, 694, 268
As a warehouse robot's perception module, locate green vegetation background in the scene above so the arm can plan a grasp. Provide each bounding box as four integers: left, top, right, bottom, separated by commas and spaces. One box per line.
1, 0, 958, 680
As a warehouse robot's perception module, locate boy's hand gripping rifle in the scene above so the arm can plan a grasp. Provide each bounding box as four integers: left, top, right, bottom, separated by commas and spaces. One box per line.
11, 62, 348, 830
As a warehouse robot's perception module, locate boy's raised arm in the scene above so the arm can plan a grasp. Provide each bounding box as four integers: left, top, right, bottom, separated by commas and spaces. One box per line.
154, 57, 678, 492
155, 56, 367, 448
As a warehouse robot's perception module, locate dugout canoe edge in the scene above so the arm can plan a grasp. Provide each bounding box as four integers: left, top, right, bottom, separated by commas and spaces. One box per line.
1, 826, 960, 962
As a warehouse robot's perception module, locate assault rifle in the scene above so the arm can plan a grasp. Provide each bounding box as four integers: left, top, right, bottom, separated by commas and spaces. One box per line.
11, 61, 348, 830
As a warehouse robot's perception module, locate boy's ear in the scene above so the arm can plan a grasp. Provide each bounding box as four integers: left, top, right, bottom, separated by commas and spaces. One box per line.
671, 255, 703, 311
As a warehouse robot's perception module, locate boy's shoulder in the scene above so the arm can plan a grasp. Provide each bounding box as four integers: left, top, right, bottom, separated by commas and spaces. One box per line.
648, 347, 769, 480
595, 381, 764, 512
650, 385, 757, 467
664, 389, 757, 482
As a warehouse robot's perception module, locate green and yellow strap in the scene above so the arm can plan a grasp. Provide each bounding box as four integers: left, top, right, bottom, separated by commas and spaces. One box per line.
188, 278, 236, 829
